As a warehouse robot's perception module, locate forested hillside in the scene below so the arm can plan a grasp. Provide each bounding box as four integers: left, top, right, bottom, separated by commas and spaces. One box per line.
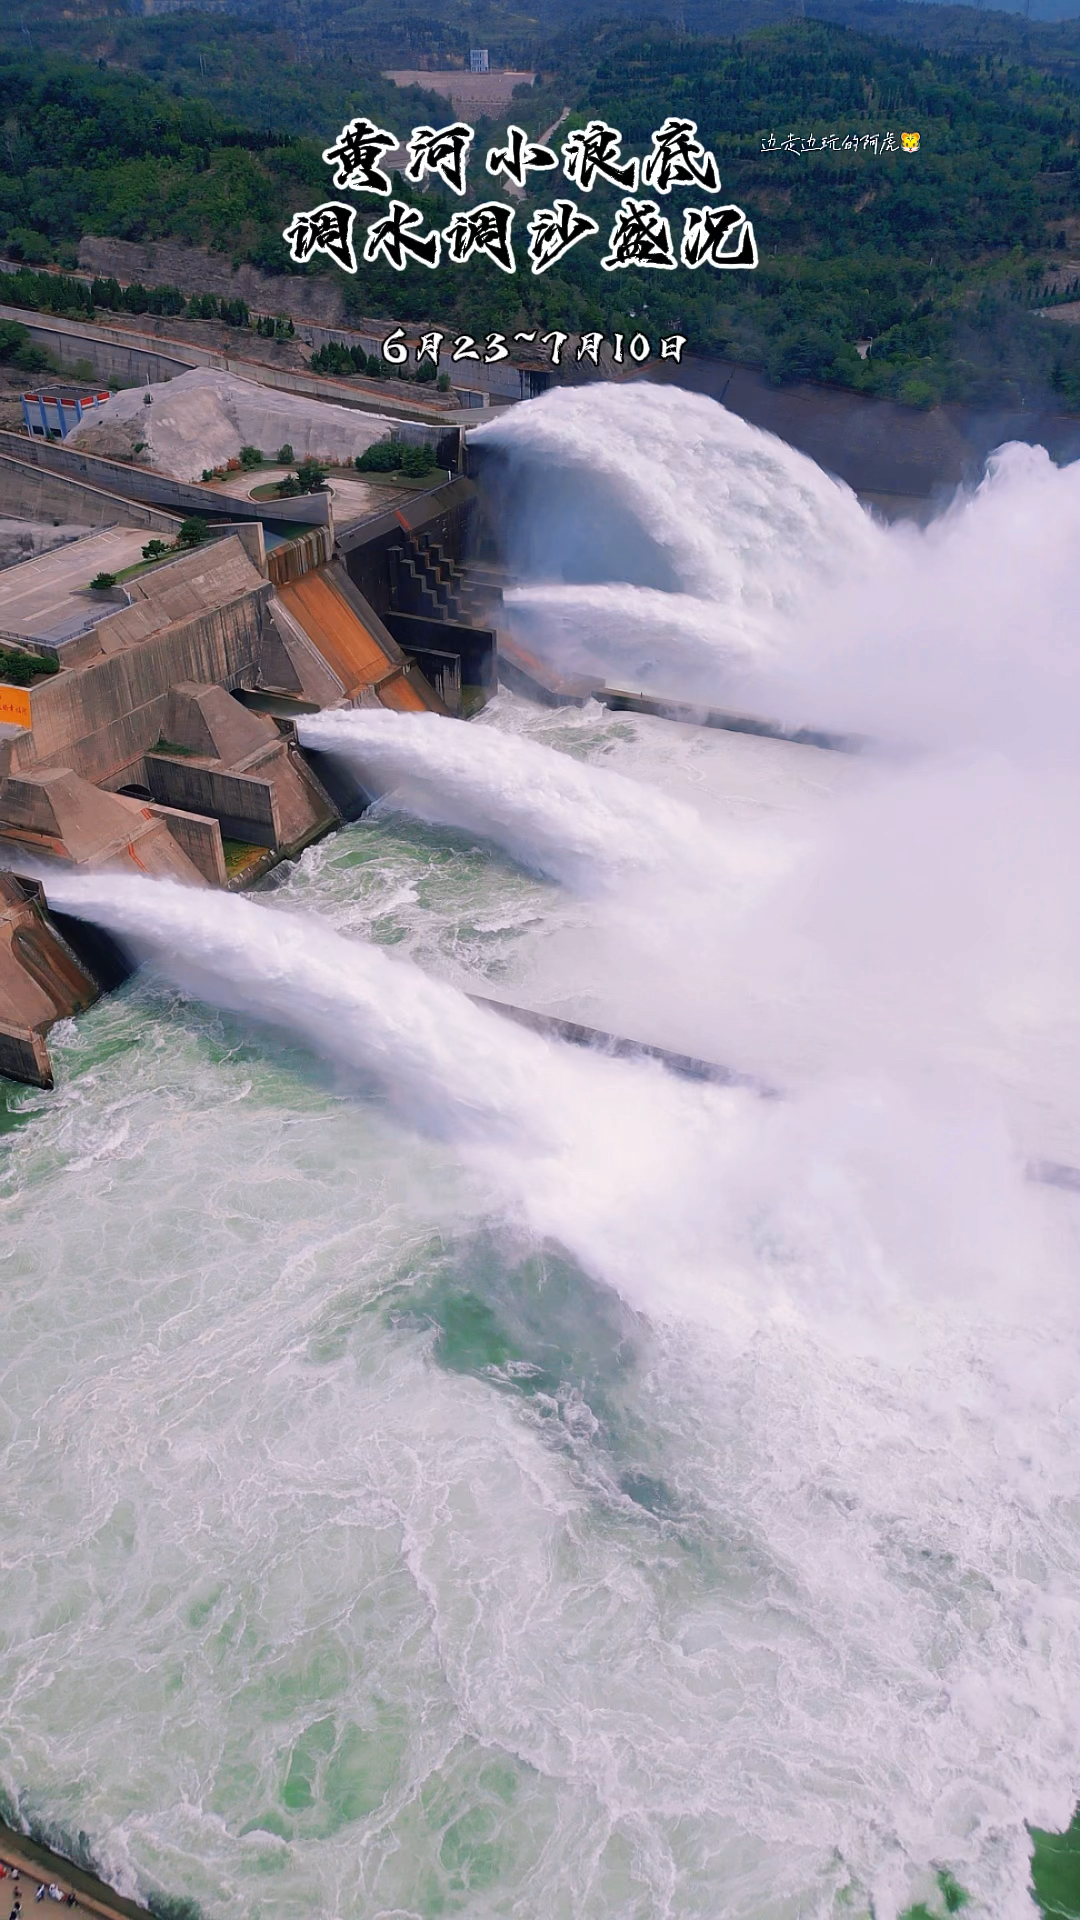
2, 10, 1080, 408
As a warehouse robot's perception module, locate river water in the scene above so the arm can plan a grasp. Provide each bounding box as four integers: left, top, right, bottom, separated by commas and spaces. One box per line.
3, 384, 1080, 1920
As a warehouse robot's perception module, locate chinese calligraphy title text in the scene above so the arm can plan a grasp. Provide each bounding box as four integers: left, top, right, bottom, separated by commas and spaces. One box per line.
283, 115, 759, 277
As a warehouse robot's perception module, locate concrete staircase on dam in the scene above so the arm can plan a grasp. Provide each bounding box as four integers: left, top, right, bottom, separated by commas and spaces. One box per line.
391, 530, 503, 628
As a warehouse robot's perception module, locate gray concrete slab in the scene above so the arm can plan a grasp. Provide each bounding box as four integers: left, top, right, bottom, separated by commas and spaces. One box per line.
0, 528, 148, 643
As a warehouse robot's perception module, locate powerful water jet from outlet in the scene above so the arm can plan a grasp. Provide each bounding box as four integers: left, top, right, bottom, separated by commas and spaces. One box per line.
10, 379, 1080, 1920
471, 382, 884, 701
37, 869, 766, 1323
296, 705, 784, 899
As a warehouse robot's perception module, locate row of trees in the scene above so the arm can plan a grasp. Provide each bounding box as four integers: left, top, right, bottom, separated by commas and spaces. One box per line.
308, 340, 449, 386
0, 266, 296, 340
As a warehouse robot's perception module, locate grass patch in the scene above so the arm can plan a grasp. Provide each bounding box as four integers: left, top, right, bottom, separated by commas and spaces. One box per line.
113, 555, 175, 583
0, 644, 59, 687
150, 737, 201, 759
221, 838, 267, 880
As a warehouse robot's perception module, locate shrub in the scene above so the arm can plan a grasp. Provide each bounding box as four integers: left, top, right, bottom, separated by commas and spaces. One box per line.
11, 338, 52, 373
177, 518, 208, 547
276, 473, 302, 497
7, 228, 51, 265
91, 276, 124, 310
0, 318, 32, 365
400, 443, 437, 477
897, 375, 938, 410
0, 644, 58, 686
295, 456, 326, 492
145, 284, 185, 316
310, 341, 356, 377
186, 293, 219, 321
90, 571, 116, 590
238, 445, 263, 469
365, 352, 383, 378
356, 438, 402, 473
437, 373, 451, 392
141, 539, 169, 559
414, 359, 437, 383
276, 442, 294, 464
219, 297, 249, 328
765, 326, 843, 388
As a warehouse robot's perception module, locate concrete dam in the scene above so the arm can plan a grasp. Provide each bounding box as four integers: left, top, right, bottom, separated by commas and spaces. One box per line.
0, 418, 499, 1084
6, 373, 1080, 1920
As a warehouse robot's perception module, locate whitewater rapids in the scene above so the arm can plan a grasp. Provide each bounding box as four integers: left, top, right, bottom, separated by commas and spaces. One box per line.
5, 383, 1080, 1920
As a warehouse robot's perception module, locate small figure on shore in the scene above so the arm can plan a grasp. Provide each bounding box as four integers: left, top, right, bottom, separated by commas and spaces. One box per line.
34, 1885, 46, 1902
46, 1888, 63, 1902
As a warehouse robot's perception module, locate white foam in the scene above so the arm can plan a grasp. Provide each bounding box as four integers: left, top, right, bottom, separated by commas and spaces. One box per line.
297, 704, 756, 894
8, 384, 1080, 1920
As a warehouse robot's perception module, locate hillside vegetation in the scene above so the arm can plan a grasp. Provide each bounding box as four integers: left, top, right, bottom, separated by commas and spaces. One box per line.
2, 10, 1080, 407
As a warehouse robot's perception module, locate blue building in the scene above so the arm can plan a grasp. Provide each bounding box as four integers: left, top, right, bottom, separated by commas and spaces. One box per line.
21, 389, 111, 440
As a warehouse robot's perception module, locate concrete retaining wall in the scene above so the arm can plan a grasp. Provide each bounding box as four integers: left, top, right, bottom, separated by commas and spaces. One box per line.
0, 431, 331, 528
1, 588, 270, 786
145, 757, 278, 846
267, 524, 334, 587
0, 453, 182, 533
0, 304, 194, 386
1, 300, 459, 427
146, 803, 227, 885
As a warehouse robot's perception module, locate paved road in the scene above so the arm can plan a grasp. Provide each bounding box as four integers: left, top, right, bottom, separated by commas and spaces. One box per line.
0, 530, 148, 644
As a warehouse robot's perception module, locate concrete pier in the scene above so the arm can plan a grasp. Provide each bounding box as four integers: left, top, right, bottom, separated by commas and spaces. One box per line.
0, 873, 102, 1086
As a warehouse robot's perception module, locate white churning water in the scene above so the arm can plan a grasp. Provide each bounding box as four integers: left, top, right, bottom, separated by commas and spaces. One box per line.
5, 386, 1080, 1920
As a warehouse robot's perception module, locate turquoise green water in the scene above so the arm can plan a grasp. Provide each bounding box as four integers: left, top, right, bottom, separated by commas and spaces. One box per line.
4, 693, 1080, 1920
